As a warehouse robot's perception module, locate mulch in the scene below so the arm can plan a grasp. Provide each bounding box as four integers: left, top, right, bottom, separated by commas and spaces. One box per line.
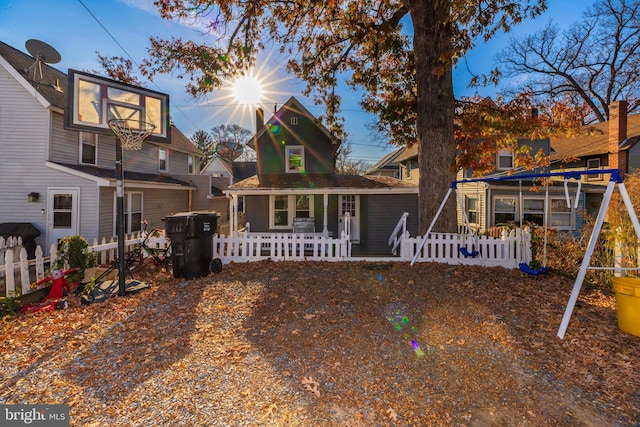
1, 260, 639, 426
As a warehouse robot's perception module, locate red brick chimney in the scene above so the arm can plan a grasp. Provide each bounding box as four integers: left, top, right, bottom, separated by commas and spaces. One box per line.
609, 100, 628, 175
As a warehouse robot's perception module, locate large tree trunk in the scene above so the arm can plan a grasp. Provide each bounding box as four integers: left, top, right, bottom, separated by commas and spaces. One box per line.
406, 1, 457, 234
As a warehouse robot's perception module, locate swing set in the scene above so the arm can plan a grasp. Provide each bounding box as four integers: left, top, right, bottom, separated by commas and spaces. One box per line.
410, 169, 640, 339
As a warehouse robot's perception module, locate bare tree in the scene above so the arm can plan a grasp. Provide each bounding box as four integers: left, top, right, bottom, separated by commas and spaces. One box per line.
334, 140, 371, 175
494, 0, 640, 122
190, 130, 215, 168
210, 124, 255, 163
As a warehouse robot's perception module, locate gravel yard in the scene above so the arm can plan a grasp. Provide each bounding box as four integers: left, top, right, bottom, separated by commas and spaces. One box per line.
1, 260, 639, 426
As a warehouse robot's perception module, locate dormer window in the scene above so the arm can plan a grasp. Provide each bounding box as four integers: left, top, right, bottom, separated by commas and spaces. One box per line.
286, 146, 305, 173
497, 150, 514, 170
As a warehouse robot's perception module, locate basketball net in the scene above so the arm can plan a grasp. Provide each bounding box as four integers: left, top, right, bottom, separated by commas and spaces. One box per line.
108, 119, 155, 151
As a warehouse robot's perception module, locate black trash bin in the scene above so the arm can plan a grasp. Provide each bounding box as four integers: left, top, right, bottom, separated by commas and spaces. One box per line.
164, 212, 219, 279
0, 223, 41, 259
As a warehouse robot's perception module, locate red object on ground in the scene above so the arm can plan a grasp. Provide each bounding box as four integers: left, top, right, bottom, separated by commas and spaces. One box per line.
20, 268, 78, 314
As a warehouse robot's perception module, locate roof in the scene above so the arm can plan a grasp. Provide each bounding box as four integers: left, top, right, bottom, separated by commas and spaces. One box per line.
0, 40, 67, 109
249, 96, 337, 149
0, 39, 200, 156
364, 146, 405, 175
550, 114, 640, 161
396, 144, 418, 162
227, 173, 417, 194
52, 162, 194, 187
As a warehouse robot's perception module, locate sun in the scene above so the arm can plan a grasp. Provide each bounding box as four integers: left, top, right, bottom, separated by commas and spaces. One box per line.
231, 75, 264, 105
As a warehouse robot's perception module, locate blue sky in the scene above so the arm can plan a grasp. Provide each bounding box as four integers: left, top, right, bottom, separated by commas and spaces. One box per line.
0, 0, 587, 164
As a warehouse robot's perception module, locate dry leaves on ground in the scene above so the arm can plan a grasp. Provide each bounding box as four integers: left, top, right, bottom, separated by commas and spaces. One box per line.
0, 260, 638, 426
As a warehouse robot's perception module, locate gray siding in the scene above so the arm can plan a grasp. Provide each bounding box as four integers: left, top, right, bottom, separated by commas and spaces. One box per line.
365, 194, 418, 254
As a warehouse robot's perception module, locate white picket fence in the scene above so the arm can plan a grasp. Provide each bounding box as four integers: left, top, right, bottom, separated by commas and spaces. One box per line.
402, 228, 531, 268
213, 230, 352, 262
0, 232, 170, 298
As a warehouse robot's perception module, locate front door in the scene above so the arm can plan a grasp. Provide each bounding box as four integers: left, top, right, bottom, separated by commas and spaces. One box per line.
338, 194, 360, 243
47, 188, 79, 249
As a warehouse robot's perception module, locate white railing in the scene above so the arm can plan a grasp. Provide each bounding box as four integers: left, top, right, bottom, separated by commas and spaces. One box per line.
214, 230, 352, 262
388, 212, 409, 255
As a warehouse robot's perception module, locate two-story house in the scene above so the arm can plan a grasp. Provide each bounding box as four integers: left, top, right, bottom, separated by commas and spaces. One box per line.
0, 40, 204, 254
224, 97, 419, 255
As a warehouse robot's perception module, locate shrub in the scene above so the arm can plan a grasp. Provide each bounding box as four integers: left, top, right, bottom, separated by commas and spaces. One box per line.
53, 236, 97, 284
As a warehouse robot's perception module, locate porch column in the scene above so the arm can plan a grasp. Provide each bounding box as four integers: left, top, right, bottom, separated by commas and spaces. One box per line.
232, 195, 238, 236
323, 193, 329, 237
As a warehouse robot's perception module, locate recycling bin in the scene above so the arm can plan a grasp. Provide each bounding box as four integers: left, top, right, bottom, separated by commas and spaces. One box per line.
164, 212, 218, 279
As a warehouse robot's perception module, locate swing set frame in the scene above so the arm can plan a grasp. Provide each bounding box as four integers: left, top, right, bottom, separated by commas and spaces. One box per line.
410, 169, 640, 339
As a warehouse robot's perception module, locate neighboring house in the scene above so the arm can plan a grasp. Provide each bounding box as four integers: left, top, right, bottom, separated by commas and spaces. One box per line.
200, 155, 256, 226
363, 146, 404, 179
396, 102, 640, 234
396, 144, 419, 184
0, 40, 204, 254
224, 96, 418, 255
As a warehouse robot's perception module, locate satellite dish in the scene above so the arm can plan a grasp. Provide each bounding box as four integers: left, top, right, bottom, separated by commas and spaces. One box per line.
25, 39, 61, 81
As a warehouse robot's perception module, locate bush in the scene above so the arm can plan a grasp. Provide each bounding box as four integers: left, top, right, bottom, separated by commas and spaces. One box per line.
53, 236, 97, 284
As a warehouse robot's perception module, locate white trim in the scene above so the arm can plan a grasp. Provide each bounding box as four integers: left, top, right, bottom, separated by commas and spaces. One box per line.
225, 187, 418, 196
269, 194, 315, 229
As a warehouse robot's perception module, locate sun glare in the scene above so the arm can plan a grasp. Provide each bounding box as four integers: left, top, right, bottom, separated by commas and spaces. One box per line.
231, 75, 264, 105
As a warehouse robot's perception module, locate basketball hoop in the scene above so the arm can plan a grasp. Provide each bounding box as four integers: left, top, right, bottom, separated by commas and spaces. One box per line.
108, 119, 155, 151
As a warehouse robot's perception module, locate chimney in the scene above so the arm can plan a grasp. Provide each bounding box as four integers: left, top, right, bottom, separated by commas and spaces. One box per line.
256, 108, 264, 131
608, 100, 627, 174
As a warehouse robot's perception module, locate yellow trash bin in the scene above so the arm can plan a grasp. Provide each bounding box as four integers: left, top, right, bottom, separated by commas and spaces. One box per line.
612, 277, 640, 337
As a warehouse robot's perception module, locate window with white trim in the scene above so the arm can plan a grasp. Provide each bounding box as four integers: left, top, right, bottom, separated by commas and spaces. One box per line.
523, 198, 545, 226
550, 198, 573, 229
188, 155, 194, 174
291, 116, 298, 125
79, 132, 97, 165
114, 192, 143, 234
494, 197, 516, 225
466, 196, 479, 224
586, 158, 602, 181
159, 148, 168, 172
286, 146, 305, 173
269, 194, 314, 228
497, 150, 514, 170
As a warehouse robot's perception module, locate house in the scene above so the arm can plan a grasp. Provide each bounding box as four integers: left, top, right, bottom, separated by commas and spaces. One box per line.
395, 102, 640, 234
363, 146, 405, 179
200, 155, 257, 230
0, 40, 205, 254
223, 97, 419, 255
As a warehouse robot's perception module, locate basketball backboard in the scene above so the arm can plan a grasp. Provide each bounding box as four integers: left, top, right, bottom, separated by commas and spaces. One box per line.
65, 69, 170, 143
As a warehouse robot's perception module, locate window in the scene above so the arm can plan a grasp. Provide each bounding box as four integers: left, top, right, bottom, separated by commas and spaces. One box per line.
466, 196, 479, 224
286, 146, 305, 173
79, 132, 97, 165
159, 148, 168, 172
270, 194, 315, 228
114, 192, 143, 234
125, 193, 143, 233
523, 198, 545, 226
188, 155, 194, 174
497, 150, 514, 170
272, 195, 289, 227
494, 197, 516, 225
291, 116, 298, 125
53, 194, 73, 228
587, 158, 602, 181
550, 198, 573, 228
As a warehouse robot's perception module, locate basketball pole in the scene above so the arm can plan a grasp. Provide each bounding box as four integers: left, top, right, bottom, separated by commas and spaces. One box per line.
115, 139, 127, 297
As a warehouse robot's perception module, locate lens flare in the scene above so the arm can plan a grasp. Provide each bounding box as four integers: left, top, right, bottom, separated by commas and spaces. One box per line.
231, 75, 263, 105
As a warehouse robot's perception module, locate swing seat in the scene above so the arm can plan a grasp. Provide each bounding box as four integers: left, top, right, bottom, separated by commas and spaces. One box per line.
460, 247, 479, 258
519, 263, 549, 276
